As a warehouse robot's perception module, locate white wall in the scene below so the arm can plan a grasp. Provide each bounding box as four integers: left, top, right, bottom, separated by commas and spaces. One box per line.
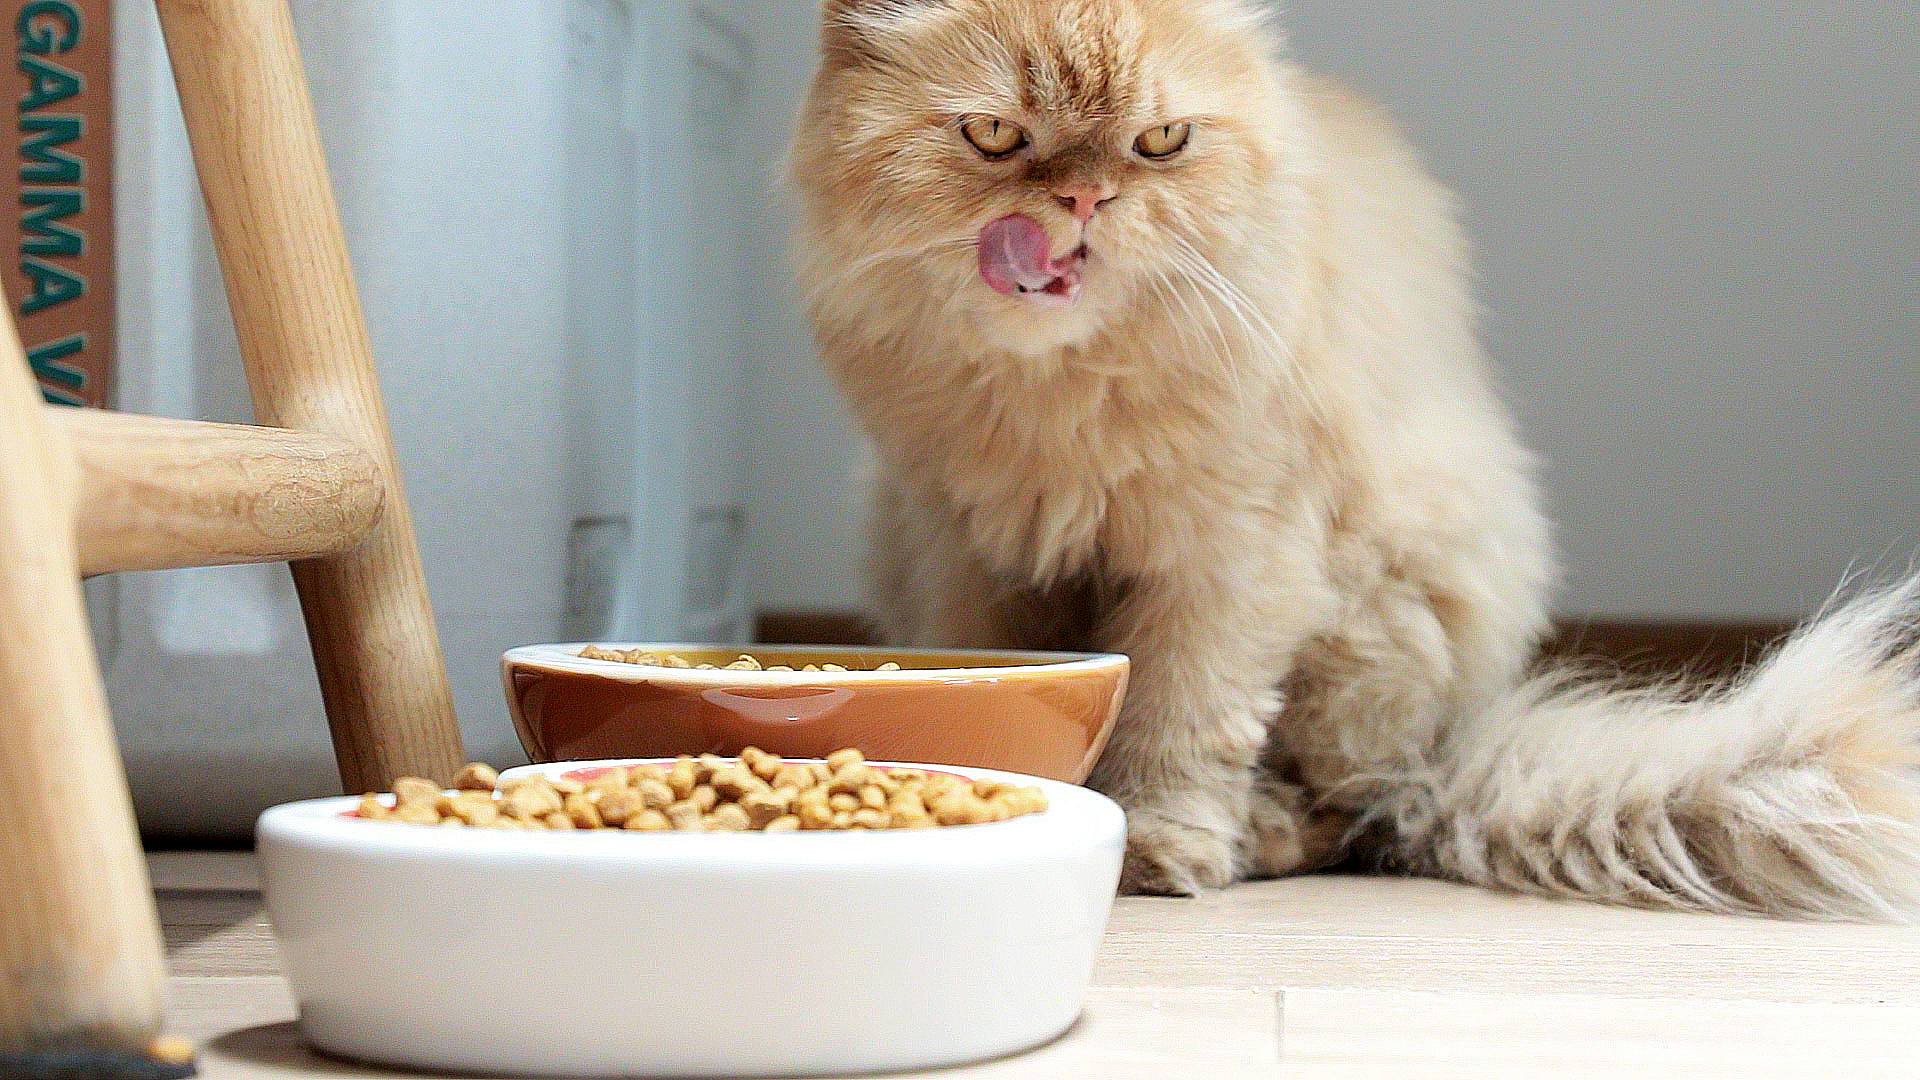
736, 2, 1919, 623
735, 0, 872, 614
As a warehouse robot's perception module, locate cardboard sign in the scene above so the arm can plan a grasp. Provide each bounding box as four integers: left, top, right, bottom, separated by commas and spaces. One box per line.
8, 1, 112, 407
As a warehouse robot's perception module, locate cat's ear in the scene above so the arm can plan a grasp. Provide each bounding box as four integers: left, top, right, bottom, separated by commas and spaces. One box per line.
820, 0, 946, 59
824, 0, 945, 19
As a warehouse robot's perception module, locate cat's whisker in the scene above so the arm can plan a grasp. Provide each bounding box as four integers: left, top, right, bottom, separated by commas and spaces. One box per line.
810, 235, 978, 304
1163, 238, 1335, 425
1165, 238, 1287, 354
1154, 249, 1271, 405
1157, 242, 1284, 406
1143, 254, 1224, 347
1144, 264, 1246, 400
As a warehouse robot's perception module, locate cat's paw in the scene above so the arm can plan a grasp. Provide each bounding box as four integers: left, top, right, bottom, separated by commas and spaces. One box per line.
1117, 811, 1240, 895
1246, 776, 1355, 877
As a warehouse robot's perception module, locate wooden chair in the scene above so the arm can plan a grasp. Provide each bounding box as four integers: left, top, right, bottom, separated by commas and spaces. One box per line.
1, 0, 467, 1067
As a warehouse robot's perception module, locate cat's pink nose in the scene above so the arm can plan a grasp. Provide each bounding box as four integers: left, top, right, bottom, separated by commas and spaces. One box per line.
1054, 181, 1116, 222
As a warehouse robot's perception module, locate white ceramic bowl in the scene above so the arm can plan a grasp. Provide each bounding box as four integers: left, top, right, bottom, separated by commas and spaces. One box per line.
256, 759, 1125, 1077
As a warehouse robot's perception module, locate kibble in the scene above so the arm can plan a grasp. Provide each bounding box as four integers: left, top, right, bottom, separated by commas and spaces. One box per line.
577, 645, 902, 673
357, 748, 1048, 833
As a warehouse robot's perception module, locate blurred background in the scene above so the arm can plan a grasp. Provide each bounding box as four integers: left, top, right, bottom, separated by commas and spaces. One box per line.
96, 0, 1915, 836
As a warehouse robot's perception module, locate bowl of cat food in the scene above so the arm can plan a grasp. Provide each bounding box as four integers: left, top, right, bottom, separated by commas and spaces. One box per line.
256, 751, 1127, 1077
501, 642, 1129, 783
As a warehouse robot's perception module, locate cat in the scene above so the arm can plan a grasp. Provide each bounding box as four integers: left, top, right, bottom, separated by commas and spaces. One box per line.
787, 0, 1920, 920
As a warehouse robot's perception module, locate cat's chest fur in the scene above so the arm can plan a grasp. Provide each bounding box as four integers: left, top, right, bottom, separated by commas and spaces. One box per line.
835, 330, 1303, 583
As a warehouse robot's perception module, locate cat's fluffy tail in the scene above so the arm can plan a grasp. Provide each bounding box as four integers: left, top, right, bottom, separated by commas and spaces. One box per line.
1373, 582, 1920, 922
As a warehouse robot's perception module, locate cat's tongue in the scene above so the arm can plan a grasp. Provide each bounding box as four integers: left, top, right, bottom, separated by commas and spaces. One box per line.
978, 215, 1083, 306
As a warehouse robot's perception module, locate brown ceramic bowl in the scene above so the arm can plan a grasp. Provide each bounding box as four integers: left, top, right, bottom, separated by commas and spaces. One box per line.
501, 643, 1128, 784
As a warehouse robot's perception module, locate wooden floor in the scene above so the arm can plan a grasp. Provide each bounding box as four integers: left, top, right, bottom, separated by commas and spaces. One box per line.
152, 850, 1920, 1079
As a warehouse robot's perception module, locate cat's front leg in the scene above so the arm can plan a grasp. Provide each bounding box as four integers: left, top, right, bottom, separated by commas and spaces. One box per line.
1087, 569, 1305, 895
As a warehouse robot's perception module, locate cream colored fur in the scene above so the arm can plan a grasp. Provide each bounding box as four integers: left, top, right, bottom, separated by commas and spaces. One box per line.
788, 0, 1920, 919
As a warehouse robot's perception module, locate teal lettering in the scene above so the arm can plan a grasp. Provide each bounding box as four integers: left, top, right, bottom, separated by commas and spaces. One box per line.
18, 53, 79, 110
18, 1, 80, 55
19, 254, 81, 313
20, 188, 81, 256
19, 113, 80, 181
29, 334, 85, 404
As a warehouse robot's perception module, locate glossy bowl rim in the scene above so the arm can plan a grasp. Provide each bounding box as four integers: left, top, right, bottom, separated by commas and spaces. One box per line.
257, 759, 1123, 866
503, 642, 1130, 683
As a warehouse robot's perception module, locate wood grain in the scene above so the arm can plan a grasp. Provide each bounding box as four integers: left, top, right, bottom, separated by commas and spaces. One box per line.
1281, 989, 1920, 1076
153, 851, 1920, 1077
0, 299, 167, 1058
55, 407, 384, 575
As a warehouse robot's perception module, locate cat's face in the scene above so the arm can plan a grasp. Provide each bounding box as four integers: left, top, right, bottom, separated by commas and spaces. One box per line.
793, 0, 1298, 355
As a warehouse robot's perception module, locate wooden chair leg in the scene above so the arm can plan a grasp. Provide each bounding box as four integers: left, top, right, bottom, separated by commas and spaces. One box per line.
58, 408, 386, 576
5, 0, 463, 1063
0, 324, 170, 1065
154, 0, 466, 792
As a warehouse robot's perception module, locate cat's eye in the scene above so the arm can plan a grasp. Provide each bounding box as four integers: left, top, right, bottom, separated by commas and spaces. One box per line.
1134, 121, 1192, 160
960, 115, 1028, 159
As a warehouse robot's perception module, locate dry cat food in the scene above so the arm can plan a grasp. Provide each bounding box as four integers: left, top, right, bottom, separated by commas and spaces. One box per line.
578, 644, 903, 673
356, 747, 1047, 832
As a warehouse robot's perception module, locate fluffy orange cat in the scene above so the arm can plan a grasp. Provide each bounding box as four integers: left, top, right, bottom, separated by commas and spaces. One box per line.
788, 0, 1920, 919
